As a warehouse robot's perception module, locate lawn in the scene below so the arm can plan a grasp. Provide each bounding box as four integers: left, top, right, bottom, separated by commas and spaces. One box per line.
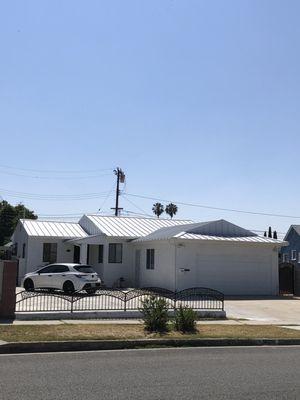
0, 324, 300, 342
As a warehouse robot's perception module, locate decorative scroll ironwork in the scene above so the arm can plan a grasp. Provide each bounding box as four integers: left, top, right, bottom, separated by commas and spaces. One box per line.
15, 286, 224, 313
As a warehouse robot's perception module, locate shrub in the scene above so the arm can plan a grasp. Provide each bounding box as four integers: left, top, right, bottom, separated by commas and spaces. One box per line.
174, 305, 197, 333
139, 295, 169, 333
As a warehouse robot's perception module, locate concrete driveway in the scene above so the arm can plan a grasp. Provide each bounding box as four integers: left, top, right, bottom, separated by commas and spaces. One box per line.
225, 297, 300, 325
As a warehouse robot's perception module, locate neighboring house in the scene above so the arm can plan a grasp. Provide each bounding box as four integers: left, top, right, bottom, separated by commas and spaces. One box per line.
280, 226, 300, 295
12, 216, 287, 295
281, 225, 300, 264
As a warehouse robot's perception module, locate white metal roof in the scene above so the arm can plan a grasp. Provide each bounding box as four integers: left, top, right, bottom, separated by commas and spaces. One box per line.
133, 221, 287, 245
79, 215, 192, 238
20, 219, 88, 238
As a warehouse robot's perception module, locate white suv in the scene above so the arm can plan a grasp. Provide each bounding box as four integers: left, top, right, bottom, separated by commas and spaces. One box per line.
22, 263, 103, 294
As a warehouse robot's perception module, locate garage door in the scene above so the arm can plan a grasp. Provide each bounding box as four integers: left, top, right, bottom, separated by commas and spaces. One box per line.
177, 249, 273, 295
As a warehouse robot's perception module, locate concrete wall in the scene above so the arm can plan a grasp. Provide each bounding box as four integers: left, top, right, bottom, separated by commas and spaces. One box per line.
133, 240, 279, 295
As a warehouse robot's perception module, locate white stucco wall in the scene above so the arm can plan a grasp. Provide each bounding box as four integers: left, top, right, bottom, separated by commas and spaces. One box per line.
132, 241, 175, 290
133, 240, 279, 295
77, 238, 135, 287
102, 239, 134, 287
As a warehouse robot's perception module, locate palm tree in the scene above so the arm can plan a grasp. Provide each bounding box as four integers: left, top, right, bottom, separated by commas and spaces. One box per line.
152, 202, 164, 218
165, 203, 178, 219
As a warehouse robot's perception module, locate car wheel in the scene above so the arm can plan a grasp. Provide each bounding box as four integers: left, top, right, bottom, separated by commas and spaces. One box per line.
24, 278, 34, 292
63, 281, 75, 295
86, 288, 97, 295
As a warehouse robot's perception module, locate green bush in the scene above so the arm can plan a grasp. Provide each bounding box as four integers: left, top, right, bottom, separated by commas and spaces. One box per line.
174, 305, 197, 333
139, 295, 169, 333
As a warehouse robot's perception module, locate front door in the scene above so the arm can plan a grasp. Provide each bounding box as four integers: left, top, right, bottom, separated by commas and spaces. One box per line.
73, 246, 80, 263
135, 250, 141, 288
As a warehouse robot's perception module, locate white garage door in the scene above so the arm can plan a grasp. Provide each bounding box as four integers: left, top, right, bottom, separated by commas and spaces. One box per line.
177, 246, 274, 295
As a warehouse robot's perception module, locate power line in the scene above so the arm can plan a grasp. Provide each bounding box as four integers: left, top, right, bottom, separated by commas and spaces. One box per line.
122, 195, 152, 217
98, 185, 115, 212
0, 170, 112, 180
125, 192, 300, 220
0, 164, 113, 174
0, 188, 113, 201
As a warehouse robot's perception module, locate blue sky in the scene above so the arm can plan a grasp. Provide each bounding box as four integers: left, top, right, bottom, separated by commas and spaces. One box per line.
0, 0, 300, 236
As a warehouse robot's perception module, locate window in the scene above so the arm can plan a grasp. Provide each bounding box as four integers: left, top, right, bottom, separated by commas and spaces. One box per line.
291, 250, 297, 261
98, 245, 104, 263
74, 265, 95, 273
108, 243, 123, 263
52, 265, 69, 273
22, 243, 26, 258
12, 243, 18, 256
146, 249, 155, 270
38, 265, 57, 274
43, 243, 57, 263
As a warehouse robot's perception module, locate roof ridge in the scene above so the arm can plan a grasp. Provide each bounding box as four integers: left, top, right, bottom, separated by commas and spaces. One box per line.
84, 214, 193, 222
21, 219, 81, 225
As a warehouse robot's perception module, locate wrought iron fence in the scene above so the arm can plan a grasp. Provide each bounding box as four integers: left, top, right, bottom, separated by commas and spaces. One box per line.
15, 287, 224, 313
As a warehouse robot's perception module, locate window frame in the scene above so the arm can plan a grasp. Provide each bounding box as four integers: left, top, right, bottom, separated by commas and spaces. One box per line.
42, 243, 57, 263
291, 250, 297, 261
108, 243, 123, 263
146, 249, 155, 270
282, 253, 289, 263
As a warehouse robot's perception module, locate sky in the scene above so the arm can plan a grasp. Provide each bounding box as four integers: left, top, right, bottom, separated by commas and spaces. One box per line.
0, 0, 300, 237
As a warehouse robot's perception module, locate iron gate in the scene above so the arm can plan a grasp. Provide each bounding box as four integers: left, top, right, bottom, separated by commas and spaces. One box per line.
15, 287, 224, 313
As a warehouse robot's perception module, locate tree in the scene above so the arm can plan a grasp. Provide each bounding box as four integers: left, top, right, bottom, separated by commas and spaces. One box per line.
0, 200, 37, 245
273, 230, 278, 239
152, 202, 164, 218
165, 203, 178, 219
268, 226, 272, 238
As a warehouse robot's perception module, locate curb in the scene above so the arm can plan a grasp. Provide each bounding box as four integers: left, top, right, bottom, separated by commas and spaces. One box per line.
1, 338, 300, 354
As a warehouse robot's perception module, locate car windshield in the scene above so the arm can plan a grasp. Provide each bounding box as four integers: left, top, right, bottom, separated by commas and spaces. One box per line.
74, 265, 95, 273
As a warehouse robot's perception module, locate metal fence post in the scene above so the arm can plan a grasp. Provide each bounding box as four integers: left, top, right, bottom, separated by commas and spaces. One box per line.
124, 292, 127, 312
71, 295, 73, 314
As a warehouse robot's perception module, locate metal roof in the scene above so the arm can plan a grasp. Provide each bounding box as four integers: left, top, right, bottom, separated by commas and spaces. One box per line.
20, 219, 88, 238
133, 221, 287, 245
285, 225, 300, 239
79, 215, 193, 238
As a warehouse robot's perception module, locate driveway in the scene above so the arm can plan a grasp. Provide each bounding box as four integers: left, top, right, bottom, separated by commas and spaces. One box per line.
225, 297, 300, 325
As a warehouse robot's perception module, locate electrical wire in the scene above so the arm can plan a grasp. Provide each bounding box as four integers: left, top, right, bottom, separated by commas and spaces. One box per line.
0, 170, 112, 180
122, 195, 153, 217
125, 192, 300, 220
98, 184, 115, 212
0, 188, 114, 200
0, 164, 113, 174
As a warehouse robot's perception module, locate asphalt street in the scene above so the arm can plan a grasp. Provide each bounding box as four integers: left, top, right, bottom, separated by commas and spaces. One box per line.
0, 346, 300, 400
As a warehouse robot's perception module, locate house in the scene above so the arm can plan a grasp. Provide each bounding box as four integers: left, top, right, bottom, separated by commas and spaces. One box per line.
281, 225, 300, 264
279, 225, 300, 294
12, 215, 287, 295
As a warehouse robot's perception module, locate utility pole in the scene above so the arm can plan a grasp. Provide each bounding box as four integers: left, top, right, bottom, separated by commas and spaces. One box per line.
111, 168, 125, 216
